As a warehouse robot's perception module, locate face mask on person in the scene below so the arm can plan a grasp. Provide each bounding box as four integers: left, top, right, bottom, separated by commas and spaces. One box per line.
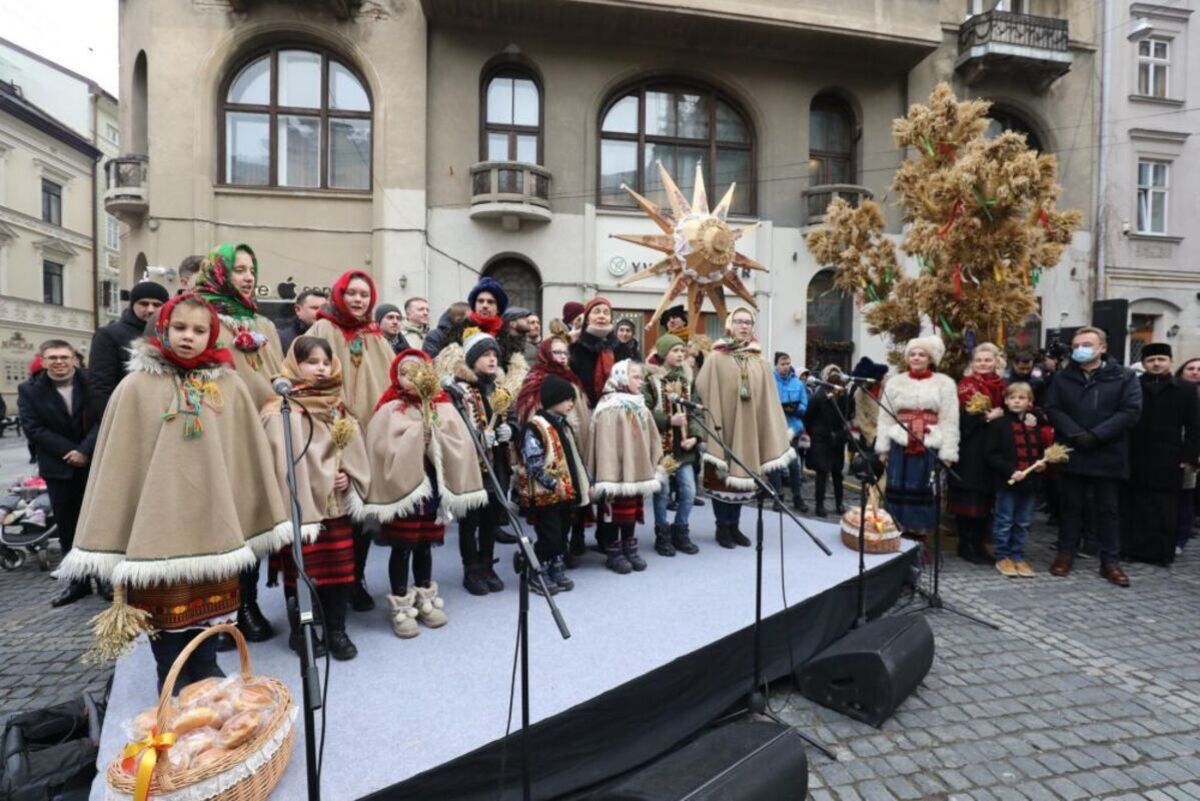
1071, 346, 1096, 364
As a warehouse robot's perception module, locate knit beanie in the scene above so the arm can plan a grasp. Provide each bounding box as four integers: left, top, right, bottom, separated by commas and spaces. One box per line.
656, 333, 684, 361
374, 302, 400, 324
583, 296, 612, 323
464, 331, 499, 368
468, 276, 509, 315
540, 374, 575, 409
561, 301, 585, 324
129, 281, 169, 305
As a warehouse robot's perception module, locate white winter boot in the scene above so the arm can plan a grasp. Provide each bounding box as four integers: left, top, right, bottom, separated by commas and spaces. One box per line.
386, 591, 420, 638
414, 582, 448, 628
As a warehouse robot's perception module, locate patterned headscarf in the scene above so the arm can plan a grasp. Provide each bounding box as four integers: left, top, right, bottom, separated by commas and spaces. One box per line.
317, 270, 382, 343
146, 293, 234, 371
375, 348, 450, 412
261, 337, 346, 423
516, 336, 583, 421
195, 243, 259, 321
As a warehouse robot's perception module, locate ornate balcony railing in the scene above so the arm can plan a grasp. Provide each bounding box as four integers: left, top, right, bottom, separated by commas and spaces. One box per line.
104, 155, 149, 220
959, 10, 1068, 53
469, 161, 552, 228
956, 11, 1072, 91
802, 184, 873, 225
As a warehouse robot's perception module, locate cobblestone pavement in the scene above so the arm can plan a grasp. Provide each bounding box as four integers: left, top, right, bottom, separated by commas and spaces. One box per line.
2, 442, 1198, 800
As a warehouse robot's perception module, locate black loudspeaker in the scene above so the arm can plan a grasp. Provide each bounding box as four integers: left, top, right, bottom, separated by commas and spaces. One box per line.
584, 722, 808, 801
794, 614, 934, 728
1092, 298, 1129, 365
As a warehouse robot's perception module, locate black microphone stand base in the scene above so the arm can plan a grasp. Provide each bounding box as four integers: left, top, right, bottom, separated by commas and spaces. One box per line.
908, 585, 1001, 629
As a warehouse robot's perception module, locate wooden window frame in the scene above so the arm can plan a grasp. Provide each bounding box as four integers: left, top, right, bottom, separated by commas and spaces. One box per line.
597, 80, 756, 215
480, 67, 544, 165
808, 95, 857, 187
42, 260, 64, 306
41, 179, 63, 226
218, 45, 373, 192
1136, 159, 1169, 235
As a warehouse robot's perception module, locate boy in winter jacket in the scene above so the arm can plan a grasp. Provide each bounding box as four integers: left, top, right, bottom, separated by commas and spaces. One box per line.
984, 382, 1045, 578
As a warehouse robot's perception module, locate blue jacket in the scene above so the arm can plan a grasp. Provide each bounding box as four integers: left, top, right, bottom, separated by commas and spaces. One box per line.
774, 368, 808, 437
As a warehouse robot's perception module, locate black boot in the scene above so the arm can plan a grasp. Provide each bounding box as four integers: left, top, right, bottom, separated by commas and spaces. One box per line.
530, 566, 561, 596
494, 527, 518, 545
50, 579, 92, 608
716, 524, 736, 549
814, 503, 828, 518
671, 524, 699, 555
237, 601, 275, 643
731, 528, 752, 548
349, 578, 375, 612
483, 561, 505, 593
548, 556, 574, 591
287, 596, 326, 658
623, 537, 647, 572
321, 587, 357, 661
654, 525, 676, 557
604, 541, 632, 574
793, 496, 810, 514
463, 564, 489, 596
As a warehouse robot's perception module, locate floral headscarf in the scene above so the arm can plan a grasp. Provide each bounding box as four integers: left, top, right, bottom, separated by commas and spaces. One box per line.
375, 349, 450, 412
146, 293, 233, 371
195, 243, 259, 321
318, 270, 382, 341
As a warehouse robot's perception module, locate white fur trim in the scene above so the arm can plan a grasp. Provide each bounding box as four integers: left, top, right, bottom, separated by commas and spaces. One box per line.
702, 451, 729, 473
55, 548, 124, 583
125, 340, 228, 380
111, 545, 259, 590
441, 486, 490, 517
760, 447, 797, 475
246, 520, 296, 556
342, 488, 367, 522
296, 523, 323, 546
363, 475, 435, 524
874, 371, 960, 462
591, 478, 662, 499
722, 474, 759, 492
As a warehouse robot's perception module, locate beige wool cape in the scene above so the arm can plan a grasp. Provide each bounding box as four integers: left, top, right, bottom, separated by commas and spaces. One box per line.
307, 317, 394, 424
362, 397, 488, 522
217, 313, 284, 410
695, 344, 796, 496
56, 342, 293, 590
588, 379, 664, 499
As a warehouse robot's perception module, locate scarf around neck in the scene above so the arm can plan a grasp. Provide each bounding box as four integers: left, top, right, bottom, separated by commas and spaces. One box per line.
958, 371, 1005, 408
195, 243, 259, 321
467, 311, 503, 337
261, 348, 347, 423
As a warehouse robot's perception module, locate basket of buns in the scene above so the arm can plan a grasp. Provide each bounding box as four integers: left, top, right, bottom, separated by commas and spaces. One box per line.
840, 491, 901, 554
106, 624, 295, 801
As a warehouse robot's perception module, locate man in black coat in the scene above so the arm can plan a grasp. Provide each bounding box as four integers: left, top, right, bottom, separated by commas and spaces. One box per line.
1045, 326, 1142, 586
277, 289, 328, 355
1121, 342, 1200, 565
18, 340, 101, 606
88, 281, 168, 414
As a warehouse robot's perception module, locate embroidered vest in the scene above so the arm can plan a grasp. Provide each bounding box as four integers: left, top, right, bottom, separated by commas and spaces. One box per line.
516, 416, 578, 508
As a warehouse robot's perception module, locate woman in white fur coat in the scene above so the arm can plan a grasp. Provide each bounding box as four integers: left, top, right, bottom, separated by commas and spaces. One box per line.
876, 336, 960, 532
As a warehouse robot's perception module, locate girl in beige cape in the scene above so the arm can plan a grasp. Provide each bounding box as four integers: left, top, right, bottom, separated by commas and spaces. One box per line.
363, 348, 487, 638
306, 269, 394, 612
56, 294, 293, 692
262, 335, 371, 661
589, 359, 664, 574
695, 306, 796, 549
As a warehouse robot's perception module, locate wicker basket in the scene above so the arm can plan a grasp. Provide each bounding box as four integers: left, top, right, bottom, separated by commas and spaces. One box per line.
106, 624, 295, 801
840, 521, 901, 554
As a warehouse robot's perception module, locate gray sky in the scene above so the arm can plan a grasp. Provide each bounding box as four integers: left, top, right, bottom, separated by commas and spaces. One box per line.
1, 0, 118, 95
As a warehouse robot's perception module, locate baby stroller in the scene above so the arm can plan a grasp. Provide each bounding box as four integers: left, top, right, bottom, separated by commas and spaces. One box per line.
0, 477, 57, 571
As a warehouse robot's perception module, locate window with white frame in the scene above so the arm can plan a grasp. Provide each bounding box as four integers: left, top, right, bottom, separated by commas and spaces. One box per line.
968, 0, 1025, 15
105, 123, 120, 145
1136, 160, 1169, 234
106, 215, 120, 250
1137, 38, 1170, 98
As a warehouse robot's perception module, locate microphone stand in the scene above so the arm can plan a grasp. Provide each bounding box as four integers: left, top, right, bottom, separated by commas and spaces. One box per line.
443, 387, 569, 801
688, 409, 836, 761
278, 392, 324, 801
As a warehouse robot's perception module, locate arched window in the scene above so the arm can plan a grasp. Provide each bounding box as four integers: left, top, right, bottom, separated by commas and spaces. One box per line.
221, 47, 372, 190
985, 107, 1043, 152
599, 80, 754, 215
808, 93, 856, 186
481, 68, 542, 164
806, 269, 854, 371
484, 257, 541, 318
131, 51, 148, 155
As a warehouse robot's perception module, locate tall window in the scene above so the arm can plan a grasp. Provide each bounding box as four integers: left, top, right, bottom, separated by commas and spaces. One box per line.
482, 70, 541, 163
43, 261, 63, 305
1137, 38, 1170, 98
41, 180, 62, 226
105, 123, 120, 145
599, 81, 754, 216
221, 47, 372, 190
1137, 160, 1168, 234
106, 215, 121, 250
808, 94, 856, 186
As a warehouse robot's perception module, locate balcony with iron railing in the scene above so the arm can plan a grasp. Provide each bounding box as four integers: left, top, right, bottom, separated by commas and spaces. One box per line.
802, 184, 873, 226
956, 10, 1072, 92
469, 161, 552, 229
104, 155, 149, 220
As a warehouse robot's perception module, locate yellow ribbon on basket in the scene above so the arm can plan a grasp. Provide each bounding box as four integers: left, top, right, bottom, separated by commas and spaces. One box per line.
121, 731, 177, 801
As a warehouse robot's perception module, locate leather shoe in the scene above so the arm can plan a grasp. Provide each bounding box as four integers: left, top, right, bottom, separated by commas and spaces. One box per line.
214, 632, 238, 652
1100, 561, 1130, 588
237, 601, 276, 642
731, 528, 752, 548
51, 579, 92, 608
1049, 551, 1073, 577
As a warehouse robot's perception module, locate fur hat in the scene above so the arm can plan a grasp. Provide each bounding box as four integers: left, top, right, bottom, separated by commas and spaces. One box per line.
851, 356, 888, 379
540, 374, 576, 409
129, 281, 169, 305
468, 277, 509, 315
656, 334, 685, 361
374, 302, 400, 324
904, 335, 945, 366
1141, 342, 1172, 361
502, 306, 533, 325
561, 301, 585, 324
660, 304, 688, 328
464, 331, 499, 368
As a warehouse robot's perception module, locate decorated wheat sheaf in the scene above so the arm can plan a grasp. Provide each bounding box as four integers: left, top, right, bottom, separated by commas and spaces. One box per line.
409, 362, 443, 428
965, 392, 993, 415
659, 454, 681, 476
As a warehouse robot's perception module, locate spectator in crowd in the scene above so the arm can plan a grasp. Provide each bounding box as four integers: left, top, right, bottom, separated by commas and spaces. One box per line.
500, 306, 537, 369
18, 340, 101, 607
1045, 326, 1142, 586
1120, 343, 1199, 566
614, 318, 642, 362
561, 301, 585, 342
1006, 348, 1045, 403
278, 289, 328, 355
423, 301, 471, 357
1176, 356, 1200, 555
177, 254, 203, 294
805, 365, 851, 517
375, 303, 405, 353
772, 352, 809, 513
527, 314, 542, 345
424, 277, 507, 356
400, 297, 430, 350
88, 281, 169, 414
570, 297, 618, 407
661, 305, 689, 338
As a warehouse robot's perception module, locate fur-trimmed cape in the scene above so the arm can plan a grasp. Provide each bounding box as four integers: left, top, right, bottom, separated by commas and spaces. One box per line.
589, 390, 664, 499
874, 370, 960, 463
56, 341, 294, 589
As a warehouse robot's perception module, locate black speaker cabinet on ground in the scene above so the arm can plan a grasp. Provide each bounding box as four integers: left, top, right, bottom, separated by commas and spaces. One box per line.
795, 614, 934, 728
583, 721, 808, 801
1092, 298, 1129, 365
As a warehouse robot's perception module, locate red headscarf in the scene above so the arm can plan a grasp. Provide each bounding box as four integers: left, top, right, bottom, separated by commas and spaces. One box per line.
146, 293, 235, 371
957, 371, 1005, 409
318, 270, 383, 343
375, 349, 450, 412
516, 337, 584, 420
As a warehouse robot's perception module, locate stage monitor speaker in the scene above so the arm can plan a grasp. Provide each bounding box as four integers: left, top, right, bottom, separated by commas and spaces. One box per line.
583, 721, 808, 801
1091, 298, 1129, 365
794, 614, 934, 728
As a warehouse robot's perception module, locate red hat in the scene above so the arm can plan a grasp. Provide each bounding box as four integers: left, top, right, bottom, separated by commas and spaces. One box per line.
583, 296, 612, 321
561, 301, 585, 323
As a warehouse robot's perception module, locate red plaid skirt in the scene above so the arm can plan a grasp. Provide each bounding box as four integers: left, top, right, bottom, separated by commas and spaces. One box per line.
378, 510, 445, 546
599, 497, 644, 525
270, 516, 356, 590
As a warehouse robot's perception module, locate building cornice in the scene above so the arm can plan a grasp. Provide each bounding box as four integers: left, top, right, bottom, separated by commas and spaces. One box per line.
0, 294, 93, 333
1128, 94, 1185, 108
0, 207, 92, 249
1130, 3, 1194, 23
1128, 128, 1191, 145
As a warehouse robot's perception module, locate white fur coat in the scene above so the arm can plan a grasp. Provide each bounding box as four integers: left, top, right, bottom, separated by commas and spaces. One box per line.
874, 372, 960, 464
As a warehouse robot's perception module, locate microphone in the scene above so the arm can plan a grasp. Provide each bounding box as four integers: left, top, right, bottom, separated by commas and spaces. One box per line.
805, 375, 846, 392
845, 375, 878, 385
272, 377, 294, 396
666, 392, 704, 411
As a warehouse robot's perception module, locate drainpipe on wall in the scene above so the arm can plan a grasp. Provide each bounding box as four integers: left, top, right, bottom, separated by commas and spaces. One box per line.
90, 94, 100, 331
1093, 0, 1111, 305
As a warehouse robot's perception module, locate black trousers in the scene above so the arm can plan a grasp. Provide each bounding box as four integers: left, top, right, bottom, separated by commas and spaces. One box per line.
149, 629, 224, 694
459, 504, 500, 569
388, 543, 433, 594
44, 473, 88, 555
814, 471, 843, 508
1058, 474, 1120, 562
533, 507, 571, 562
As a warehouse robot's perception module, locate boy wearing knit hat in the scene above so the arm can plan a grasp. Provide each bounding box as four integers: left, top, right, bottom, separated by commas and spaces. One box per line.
643, 334, 703, 556
517, 374, 592, 594
88, 280, 170, 414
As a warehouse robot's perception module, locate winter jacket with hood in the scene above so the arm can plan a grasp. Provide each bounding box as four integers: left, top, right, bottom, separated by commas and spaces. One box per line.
773, 367, 808, 438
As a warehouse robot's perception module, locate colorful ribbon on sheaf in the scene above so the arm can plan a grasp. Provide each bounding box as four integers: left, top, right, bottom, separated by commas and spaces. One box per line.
1030, 267, 1043, 287
953, 263, 964, 299
936, 140, 958, 160
939, 314, 955, 338
939, 199, 963, 238
1036, 209, 1052, 231
920, 136, 936, 159
121, 730, 176, 801
972, 185, 996, 221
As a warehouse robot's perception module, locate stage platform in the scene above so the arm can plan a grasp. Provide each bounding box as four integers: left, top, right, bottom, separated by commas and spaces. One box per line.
92, 507, 918, 801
